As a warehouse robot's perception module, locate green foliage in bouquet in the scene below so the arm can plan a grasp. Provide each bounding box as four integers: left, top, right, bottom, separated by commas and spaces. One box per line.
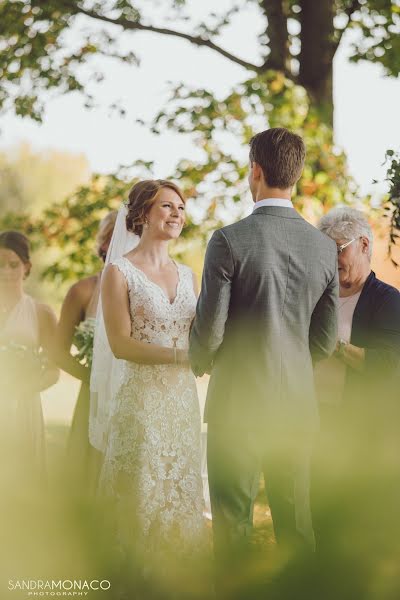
72, 319, 95, 368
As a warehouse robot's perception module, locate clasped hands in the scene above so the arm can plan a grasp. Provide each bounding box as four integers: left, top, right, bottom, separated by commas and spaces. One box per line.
334, 339, 365, 372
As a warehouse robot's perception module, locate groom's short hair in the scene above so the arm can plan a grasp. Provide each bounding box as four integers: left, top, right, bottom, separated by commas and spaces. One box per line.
249, 128, 305, 189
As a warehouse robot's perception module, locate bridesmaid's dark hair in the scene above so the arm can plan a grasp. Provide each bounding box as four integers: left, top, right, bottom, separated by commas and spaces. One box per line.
0, 230, 31, 276
126, 179, 185, 237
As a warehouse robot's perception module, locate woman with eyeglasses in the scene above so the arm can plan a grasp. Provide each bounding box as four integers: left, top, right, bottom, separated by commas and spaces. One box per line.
312, 207, 400, 556
0, 230, 59, 486
315, 206, 400, 406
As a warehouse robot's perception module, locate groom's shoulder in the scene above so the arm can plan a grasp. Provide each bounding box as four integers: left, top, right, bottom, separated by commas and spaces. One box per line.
218, 214, 254, 238
217, 215, 336, 253
218, 213, 330, 238
288, 215, 336, 249
310, 225, 337, 252
210, 217, 253, 250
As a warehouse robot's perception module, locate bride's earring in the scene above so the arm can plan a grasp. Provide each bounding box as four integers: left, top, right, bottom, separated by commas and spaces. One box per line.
144, 219, 149, 229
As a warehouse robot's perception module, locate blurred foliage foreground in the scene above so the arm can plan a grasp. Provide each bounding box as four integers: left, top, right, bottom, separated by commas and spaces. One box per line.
1, 379, 400, 600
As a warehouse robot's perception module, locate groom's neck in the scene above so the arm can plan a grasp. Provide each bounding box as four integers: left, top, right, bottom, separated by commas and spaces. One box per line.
253, 185, 292, 203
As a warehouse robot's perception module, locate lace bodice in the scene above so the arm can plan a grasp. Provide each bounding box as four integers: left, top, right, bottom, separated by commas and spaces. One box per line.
110, 257, 196, 350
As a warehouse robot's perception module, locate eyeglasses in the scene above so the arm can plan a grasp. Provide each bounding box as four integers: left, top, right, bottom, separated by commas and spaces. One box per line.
337, 238, 357, 255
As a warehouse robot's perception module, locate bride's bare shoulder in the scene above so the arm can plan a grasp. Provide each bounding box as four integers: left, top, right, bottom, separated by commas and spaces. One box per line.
103, 260, 129, 286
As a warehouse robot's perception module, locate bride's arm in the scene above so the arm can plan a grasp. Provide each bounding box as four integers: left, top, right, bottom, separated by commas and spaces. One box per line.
102, 264, 188, 365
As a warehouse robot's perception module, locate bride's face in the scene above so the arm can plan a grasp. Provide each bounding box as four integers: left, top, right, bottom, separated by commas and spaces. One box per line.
146, 188, 185, 240
0, 248, 28, 288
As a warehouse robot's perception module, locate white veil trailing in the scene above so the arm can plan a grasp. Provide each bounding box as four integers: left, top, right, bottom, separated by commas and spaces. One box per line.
89, 204, 139, 452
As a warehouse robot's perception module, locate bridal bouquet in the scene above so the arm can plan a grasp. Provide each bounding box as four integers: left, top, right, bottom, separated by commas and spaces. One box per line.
73, 319, 95, 368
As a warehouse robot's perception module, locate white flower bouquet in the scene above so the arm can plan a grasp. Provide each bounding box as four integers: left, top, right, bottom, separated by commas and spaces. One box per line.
73, 319, 95, 368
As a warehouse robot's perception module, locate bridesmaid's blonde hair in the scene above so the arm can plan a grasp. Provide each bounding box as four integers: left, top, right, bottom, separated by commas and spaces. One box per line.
96, 210, 117, 259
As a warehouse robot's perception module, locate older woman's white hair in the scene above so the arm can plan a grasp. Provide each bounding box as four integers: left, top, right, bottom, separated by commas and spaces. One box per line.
318, 207, 373, 259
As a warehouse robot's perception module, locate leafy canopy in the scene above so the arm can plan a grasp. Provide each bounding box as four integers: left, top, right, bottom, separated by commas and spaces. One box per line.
0, 0, 399, 120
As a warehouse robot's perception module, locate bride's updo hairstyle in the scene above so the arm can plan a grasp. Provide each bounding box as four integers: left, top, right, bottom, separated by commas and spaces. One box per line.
0, 230, 32, 276
126, 179, 185, 237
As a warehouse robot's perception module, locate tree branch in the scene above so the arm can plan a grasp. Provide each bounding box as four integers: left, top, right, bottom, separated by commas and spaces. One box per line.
333, 0, 361, 54
260, 0, 289, 73
75, 6, 262, 73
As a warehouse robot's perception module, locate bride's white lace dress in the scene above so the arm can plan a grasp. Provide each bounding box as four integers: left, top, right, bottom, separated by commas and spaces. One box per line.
99, 257, 205, 559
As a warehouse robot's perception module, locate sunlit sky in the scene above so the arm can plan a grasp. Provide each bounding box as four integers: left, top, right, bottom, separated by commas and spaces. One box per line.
0, 0, 399, 198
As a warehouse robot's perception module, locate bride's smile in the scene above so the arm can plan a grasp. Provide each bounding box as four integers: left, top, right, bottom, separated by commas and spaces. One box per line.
142, 188, 186, 241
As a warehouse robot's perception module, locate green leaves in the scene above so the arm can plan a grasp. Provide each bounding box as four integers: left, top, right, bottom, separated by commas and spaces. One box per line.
0, 0, 141, 120
379, 148, 400, 264
0, 0, 398, 121
0, 0, 395, 287
151, 73, 356, 223
0, 171, 127, 283
0, 157, 205, 286
347, 0, 400, 76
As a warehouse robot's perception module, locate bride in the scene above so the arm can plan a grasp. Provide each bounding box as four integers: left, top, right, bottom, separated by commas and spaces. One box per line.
90, 180, 205, 567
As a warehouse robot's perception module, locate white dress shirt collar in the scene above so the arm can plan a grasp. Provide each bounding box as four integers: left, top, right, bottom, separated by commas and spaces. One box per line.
253, 198, 293, 211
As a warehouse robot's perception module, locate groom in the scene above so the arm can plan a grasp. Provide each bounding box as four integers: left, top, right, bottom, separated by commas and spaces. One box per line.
189, 128, 338, 565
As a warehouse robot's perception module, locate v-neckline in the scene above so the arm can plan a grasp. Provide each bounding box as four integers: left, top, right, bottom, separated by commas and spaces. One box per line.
122, 257, 181, 306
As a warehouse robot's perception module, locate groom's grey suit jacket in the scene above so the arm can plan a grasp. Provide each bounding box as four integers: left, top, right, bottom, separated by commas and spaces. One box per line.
189, 205, 338, 434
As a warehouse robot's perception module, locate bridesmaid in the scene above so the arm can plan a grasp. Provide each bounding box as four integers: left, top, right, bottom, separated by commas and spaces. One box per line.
0, 231, 59, 485
55, 211, 116, 490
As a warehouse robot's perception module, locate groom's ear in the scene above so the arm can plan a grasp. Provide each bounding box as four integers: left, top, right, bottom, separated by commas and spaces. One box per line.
252, 161, 263, 181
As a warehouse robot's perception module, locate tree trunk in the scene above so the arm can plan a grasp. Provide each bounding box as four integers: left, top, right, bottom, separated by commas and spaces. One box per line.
260, 0, 289, 72
298, 0, 335, 127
